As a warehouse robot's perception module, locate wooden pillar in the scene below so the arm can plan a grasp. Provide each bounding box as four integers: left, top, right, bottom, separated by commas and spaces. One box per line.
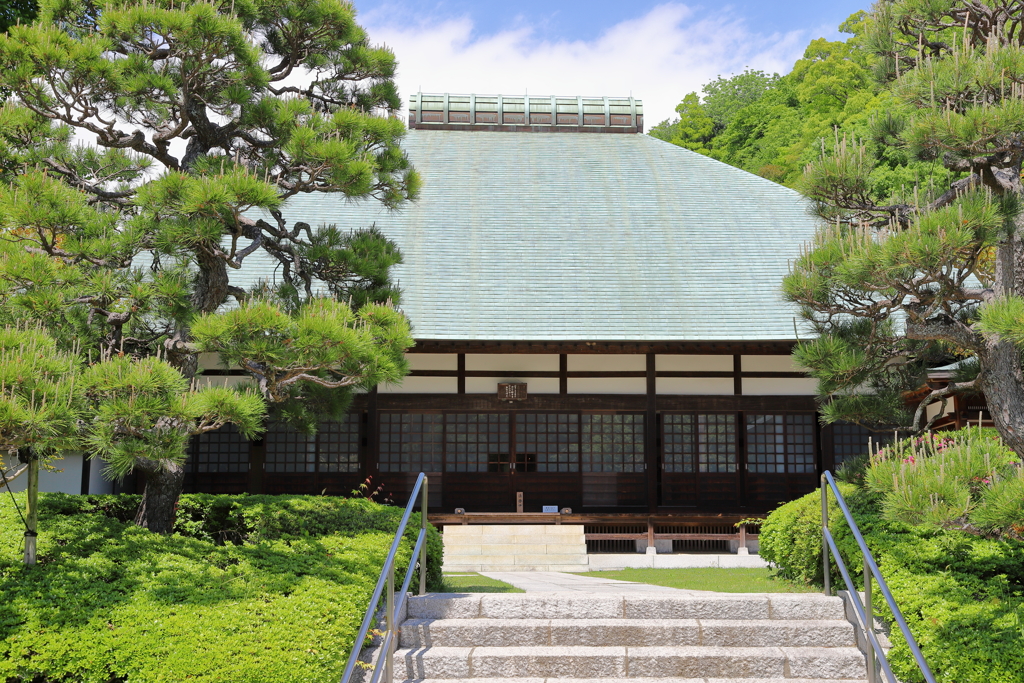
248, 437, 265, 494
457, 354, 466, 394
733, 354, 742, 395
80, 453, 91, 495
367, 387, 380, 480
559, 354, 568, 394
646, 353, 658, 512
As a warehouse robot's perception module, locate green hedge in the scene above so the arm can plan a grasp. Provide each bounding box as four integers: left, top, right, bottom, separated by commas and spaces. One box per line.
760, 486, 1024, 683
0, 492, 443, 683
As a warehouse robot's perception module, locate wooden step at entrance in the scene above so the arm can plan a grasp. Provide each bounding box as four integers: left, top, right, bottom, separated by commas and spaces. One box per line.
442, 525, 589, 572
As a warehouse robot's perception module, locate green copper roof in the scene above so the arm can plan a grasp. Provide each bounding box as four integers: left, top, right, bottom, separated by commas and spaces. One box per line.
260, 130, 820, 341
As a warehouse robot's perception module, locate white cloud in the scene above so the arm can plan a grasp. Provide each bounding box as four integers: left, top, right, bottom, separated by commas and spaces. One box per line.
361, 3, 810, 127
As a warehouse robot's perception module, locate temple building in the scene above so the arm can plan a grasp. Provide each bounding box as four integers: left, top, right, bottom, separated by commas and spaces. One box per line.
17, 94, 887, 528
186, 93, 874, 519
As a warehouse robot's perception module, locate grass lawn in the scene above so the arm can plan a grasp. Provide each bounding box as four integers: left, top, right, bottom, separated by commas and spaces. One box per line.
578, 567, 816, 593
442, 573, 524, 593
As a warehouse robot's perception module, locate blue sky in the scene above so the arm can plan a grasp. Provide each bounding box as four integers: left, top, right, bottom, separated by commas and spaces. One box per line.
357, 1, 869, 43
357, 1, 873, 125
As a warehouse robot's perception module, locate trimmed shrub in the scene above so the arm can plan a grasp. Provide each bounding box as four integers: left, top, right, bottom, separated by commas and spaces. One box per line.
0, 491, 442, 683
760, 428, 1024, 683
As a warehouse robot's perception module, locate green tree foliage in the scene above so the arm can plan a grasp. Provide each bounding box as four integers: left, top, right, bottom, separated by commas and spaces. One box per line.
647, 93, 714, 155
784, 0, 1024, 455
0, 0, 419, 531
701, 68, 780, 133
0, 0, 36, 34
651, 12, 939, 189
0, 327, 78, 459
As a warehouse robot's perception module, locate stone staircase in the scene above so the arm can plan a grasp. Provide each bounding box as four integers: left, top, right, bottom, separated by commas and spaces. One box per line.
442, 525, 589, 572
395, 592, 868, 682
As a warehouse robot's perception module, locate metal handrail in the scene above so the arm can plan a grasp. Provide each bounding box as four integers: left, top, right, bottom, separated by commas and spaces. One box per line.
340, 472, 429, 683
821, 471, 936, 683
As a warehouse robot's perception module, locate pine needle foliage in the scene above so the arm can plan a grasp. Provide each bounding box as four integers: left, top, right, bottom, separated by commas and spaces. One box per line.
783, 0, 1024, 454
0, 0, 419, 530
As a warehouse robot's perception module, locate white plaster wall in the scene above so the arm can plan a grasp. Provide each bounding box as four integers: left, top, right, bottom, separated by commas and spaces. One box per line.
568, 377, 646, 394
926, 400, 954, 421
656, 377, 734, 395
465, 354, 559, 372
197, 352, 227, 370
379, 376, 458, 394
407, 353, 459, 371
567, 354, 646, 372
465, 377, 560, 394
196, 375, 250, 389
4, 454, 83, 495
656, 355, 733, 372
742, 378, 818, 396
741, 355, 802, 372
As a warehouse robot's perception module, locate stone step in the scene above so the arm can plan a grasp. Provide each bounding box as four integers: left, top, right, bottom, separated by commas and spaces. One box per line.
403, 679, 868, 683
442, 565, 592, 573
396, 646, 867, 680
445, 545, 589, 556
445, 554, 591, 564
401, 679, 867, 683
407, 594, 847, 622
399, 618, 857, 649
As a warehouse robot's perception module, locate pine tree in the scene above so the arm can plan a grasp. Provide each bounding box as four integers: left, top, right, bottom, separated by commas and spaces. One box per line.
0, 0, 418, 531
785, 0, 1024, 453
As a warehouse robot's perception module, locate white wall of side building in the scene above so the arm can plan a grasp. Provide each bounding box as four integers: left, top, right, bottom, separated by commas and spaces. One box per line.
2, 454, 116, 496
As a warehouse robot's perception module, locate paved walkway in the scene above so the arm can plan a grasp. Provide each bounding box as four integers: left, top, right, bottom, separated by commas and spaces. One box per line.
477, 570, 722, 593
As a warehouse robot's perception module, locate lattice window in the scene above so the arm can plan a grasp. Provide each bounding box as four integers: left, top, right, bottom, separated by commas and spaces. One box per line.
445, 413, 510, 473
190, 424, 249, 473
745, 413, 816, 474
379, 413, 443, 473
265, 422, 316, 473
662, 413, 737, 473
830, 422, 892, 468
318, 413, 362, 473
582, 413, 644, 473
515, 413, 579, 473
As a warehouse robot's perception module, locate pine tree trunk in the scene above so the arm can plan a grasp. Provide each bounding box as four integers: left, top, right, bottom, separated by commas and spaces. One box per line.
133, 460, 185, 534
138, 247, 228, 531
978, 341, 1024, 454
981, 218, 1024, 455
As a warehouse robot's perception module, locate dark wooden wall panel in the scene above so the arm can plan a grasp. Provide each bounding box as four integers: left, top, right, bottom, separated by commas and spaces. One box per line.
443, 473, 512, 512
696, 473, 741, 510
661, 473, 697, 507
187, 474, 248, 495
582, 473, 647, 509
516, 473, 581, 511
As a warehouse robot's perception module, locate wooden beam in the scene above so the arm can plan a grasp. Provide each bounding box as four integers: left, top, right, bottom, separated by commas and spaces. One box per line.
407, 370, 807, 379
409, 340, 797, 355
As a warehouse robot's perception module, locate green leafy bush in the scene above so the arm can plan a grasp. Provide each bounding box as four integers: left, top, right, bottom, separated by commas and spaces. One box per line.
760, 428, 1024, 683
0, 491, 442, 683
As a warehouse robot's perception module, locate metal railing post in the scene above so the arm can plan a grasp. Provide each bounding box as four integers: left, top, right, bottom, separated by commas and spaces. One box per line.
865, 553, 876, 683
386, 565, 395, 683
821, 474, 830, 597
420, 476, 428, 595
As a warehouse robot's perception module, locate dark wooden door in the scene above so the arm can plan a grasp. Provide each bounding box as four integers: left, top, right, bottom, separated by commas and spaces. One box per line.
442, 413, 516, 512
660, 412, 740, 509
